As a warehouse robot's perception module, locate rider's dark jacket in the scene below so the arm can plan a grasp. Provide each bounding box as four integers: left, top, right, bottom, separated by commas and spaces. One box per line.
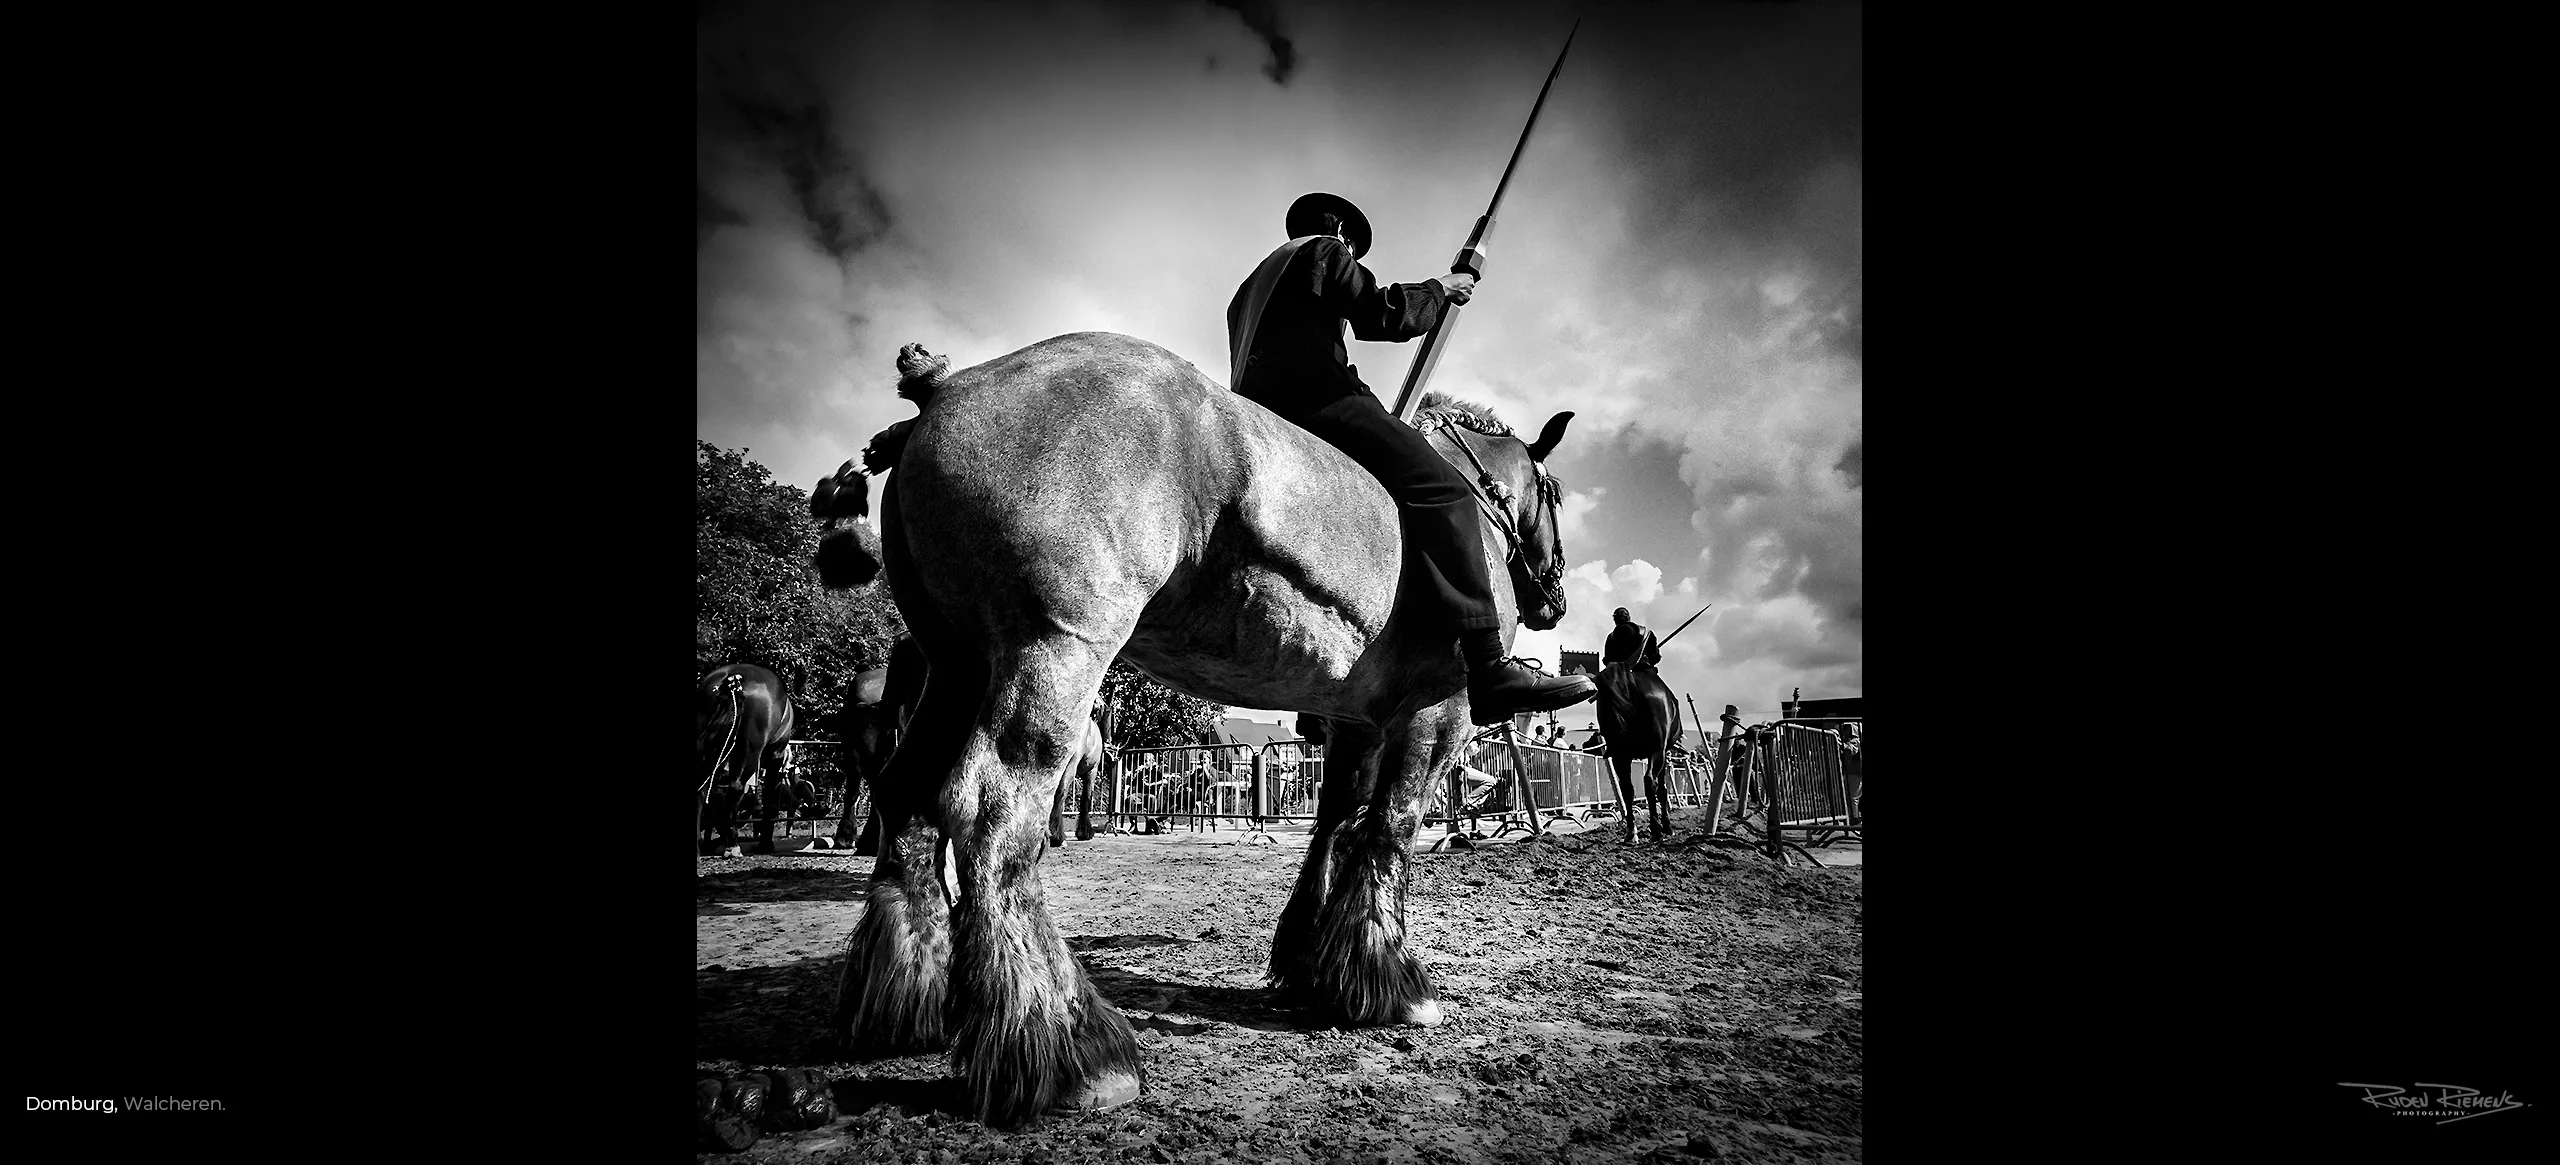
1604, 622, 1661, 670
1225, 236, 1447, 417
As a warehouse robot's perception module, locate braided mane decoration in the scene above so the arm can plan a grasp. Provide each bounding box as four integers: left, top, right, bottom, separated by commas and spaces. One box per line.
1409, 393, 1564, 502
1409, 391, 1515, 438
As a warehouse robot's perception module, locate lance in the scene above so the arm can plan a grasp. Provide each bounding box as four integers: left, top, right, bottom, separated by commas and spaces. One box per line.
1655, 604, 1711, 650
1391, 20, 1580, 424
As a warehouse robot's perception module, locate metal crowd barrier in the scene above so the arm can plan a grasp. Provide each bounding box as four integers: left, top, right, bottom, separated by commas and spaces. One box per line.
756, 723, 1840, 852
1751, 721, 1861, 857
1449, 734, 1726, 837
701, 740, 849, 839
1108, 743, 1263, 833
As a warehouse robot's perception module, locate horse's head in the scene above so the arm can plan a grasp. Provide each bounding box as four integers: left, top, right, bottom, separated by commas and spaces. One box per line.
1513, 411, 1576, 631
1425, 406, 1576, 632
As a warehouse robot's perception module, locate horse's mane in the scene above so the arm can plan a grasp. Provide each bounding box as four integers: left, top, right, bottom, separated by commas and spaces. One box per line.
1412, 391, 1564, 503
1410, 391, 1514, 438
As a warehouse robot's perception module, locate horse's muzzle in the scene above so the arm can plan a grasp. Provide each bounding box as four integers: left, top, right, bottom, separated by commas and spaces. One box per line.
815, 525, 882, 588
1521, 606, 1562, 632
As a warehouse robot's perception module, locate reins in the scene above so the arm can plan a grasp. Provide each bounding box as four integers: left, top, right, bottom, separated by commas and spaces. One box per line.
700, 675, 745, 810
1431, 418, 1570, 612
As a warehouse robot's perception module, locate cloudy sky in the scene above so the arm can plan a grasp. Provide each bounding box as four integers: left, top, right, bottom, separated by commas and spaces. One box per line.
698, 0, 1861, 732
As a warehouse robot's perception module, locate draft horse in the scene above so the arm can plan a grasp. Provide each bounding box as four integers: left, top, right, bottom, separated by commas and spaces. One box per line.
1594, 661, 1685, 842
810, 332, 1580, 1127
829, 635, 928, 854
696, 662, 796, 856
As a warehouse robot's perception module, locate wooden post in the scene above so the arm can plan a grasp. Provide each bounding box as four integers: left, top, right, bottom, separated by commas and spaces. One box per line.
1736, 726, 1756, 820
1826, 730, 1849, 823
1764, 726, 1784, 862
1503, 721, 1545, 835
1708, 705, 1739, 830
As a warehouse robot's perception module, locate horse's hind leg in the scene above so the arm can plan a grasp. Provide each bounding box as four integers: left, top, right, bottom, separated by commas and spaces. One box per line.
943, 642, 1142, 1126
833, 732, 868, 847
832, 672, 970, 1056
1609, 755, 1640, 843
751, 777, 780, 853
1047, 764, 1068, 848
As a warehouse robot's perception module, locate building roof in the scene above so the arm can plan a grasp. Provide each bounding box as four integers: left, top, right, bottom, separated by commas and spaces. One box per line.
1217, 718, 1302, 749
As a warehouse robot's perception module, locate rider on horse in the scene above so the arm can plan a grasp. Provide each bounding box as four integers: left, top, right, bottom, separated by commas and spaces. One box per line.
1226, 192, 1596, 725
1603, 607, 1661, 673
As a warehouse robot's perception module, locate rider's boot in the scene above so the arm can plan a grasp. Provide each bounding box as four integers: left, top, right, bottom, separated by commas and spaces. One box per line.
1461, 629, 1596, 726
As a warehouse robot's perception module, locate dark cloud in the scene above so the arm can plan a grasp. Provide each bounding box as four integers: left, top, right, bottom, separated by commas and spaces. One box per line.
698, 27, 893, 260
1832, 437, 1860, 488
1580, 3, 1860, 282
1204, 0, 1296, 84
697, 185, 748, 248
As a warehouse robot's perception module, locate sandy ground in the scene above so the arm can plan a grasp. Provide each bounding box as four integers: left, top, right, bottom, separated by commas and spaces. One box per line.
698, 808, 1863, 1163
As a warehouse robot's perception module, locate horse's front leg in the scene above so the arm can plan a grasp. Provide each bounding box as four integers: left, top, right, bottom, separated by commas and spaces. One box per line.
943, 651, 1141, 1127
1270, 719, 1378, 999
1296, 707, 1465, 1028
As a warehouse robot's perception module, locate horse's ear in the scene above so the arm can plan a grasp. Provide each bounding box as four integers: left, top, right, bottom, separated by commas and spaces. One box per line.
1526, 411, 1574, 461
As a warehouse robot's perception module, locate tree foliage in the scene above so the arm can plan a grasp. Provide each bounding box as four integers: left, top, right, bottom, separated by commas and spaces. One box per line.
697, 442, 905, 731
699, 441, 1229, 746
1100, 662, 1227, 749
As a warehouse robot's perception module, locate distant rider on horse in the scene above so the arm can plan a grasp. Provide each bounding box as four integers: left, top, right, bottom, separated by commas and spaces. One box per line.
1226, 192, 1595, 724
1603, 607, 1661, 674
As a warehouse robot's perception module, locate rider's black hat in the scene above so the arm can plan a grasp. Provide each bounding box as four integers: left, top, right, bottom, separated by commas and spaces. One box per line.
1287, 192, 1371, 259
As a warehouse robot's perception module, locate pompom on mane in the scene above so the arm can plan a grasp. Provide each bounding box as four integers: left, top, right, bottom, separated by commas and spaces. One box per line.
1409, 390, 1514, 438
894, 342, 951, 404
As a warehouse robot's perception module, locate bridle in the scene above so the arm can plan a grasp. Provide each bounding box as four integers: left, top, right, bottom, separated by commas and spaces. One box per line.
1430, 418, 1570, 615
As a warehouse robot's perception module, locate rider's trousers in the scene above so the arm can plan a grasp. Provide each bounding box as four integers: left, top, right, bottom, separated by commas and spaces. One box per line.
1280, 390, 1504, 635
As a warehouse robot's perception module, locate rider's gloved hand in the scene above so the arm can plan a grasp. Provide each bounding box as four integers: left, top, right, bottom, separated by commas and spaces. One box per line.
1434, 272, 1477, 305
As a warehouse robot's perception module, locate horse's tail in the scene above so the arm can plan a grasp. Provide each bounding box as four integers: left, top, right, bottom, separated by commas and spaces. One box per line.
812, 344, 949, 591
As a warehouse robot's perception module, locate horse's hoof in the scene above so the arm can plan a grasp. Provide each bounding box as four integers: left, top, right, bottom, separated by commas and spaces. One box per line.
1055, 1070, 1142, 1113
1401, 998, 1446, 1027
